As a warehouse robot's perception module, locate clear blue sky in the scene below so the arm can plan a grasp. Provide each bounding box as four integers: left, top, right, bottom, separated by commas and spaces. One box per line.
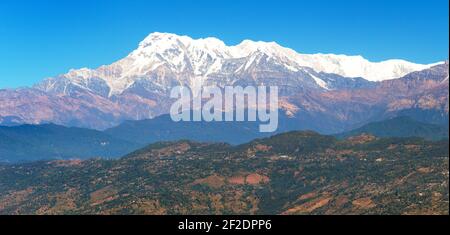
0, 0, 448, 88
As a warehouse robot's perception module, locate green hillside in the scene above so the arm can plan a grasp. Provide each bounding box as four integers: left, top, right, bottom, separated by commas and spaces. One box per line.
0, 131, 448, 215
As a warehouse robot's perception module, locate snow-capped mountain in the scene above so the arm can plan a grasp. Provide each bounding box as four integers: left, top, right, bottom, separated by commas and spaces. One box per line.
1, 33, 448, 131
35, 32, 440, 97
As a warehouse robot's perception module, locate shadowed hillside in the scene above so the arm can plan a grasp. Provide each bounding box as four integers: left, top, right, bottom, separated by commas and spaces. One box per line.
336, 116, 449, 141
0, 124, 140, 163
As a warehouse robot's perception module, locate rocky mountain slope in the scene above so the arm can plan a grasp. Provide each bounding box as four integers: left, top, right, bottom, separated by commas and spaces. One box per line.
0, 131, 448, 215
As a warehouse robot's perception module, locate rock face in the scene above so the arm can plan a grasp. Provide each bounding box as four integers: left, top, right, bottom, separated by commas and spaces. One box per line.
0, 33, 448, 131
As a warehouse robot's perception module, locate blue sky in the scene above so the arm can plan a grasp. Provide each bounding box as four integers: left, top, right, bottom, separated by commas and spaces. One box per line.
0, 0, 448, 88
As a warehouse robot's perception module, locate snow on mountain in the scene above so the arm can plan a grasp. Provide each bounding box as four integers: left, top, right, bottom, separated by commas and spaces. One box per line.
36, 32, 442, 96
3, 33, 448, 131
293, 54, 442, 82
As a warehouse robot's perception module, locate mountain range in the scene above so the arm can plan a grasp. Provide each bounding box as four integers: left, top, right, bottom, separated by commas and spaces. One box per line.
0, 33, 448, 131
1, 113, 448, 163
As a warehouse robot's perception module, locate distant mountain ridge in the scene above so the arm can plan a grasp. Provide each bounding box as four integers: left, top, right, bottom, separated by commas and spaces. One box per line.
1, 113, 448, 163
0, 124, 140, 163
0, 111, 333, 163
103, 111, 333, 145
336, 116, 449, 141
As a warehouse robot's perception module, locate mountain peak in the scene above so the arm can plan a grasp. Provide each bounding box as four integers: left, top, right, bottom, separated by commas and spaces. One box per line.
232, 39, 284, 57
138, 32, 227, 51
34, 32, 443, 97
114, 32, 443, 83
139, 32, 191, 47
